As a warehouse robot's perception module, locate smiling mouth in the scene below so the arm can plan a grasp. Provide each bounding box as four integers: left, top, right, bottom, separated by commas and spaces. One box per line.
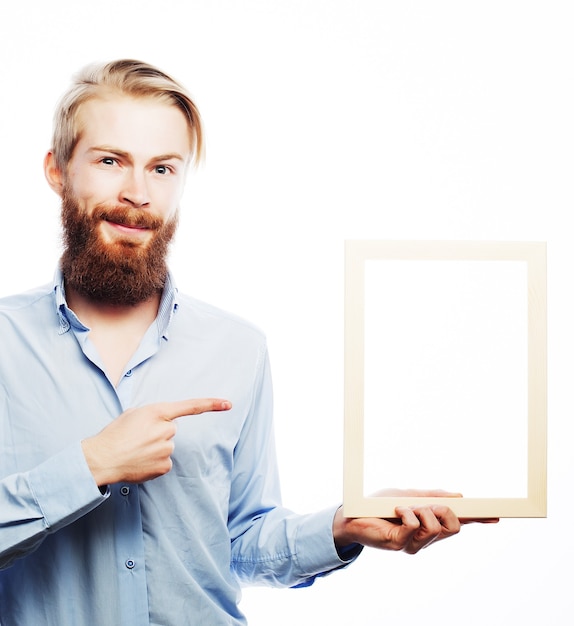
95, 205, 163, 231
106, 219, 151, 231
100, 220, 154, 240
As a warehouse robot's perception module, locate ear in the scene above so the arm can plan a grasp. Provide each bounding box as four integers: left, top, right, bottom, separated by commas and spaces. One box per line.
44, 151, 65, 196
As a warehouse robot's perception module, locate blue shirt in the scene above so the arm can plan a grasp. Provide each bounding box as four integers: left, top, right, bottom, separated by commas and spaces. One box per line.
0, 271, 356, 625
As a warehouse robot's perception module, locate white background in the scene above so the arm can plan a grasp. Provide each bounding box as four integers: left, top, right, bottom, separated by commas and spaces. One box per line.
0, 2, 572, 624
364, 259, 528, 498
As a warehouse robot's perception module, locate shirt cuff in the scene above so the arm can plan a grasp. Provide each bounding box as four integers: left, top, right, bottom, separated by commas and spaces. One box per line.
293, 505, 363, 579
27, 441, 109, 531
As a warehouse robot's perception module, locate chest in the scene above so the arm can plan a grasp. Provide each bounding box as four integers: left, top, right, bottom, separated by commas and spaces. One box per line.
0, 331, 252, 478
90, 331, 142, 387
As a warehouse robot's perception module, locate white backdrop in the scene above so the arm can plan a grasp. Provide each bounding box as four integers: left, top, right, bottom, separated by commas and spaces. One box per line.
1, 2, 572, 624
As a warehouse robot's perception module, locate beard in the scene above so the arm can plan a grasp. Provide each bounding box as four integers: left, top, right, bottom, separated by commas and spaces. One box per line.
60, 188, 178, 306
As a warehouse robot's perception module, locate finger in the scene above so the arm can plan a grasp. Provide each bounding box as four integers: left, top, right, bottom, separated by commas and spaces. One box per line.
409, 507, 445, 550
393, 506, 422, 548
429, 505, 461, 536
161, 398, 232, 421
395, 505, 461, 554
371, 488, 463, 498
420, 490, 463, 499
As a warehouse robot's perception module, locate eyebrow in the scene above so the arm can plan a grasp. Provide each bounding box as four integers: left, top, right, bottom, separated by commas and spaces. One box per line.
89, 146, 187, 163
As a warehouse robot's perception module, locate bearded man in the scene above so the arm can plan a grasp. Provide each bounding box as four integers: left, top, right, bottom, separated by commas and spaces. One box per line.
0, 60, 470, 626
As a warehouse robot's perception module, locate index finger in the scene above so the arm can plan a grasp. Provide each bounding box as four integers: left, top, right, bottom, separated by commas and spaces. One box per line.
160, 398, 232, 421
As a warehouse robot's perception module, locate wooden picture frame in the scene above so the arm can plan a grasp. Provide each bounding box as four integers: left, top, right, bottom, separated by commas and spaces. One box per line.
343, 240, 547, 518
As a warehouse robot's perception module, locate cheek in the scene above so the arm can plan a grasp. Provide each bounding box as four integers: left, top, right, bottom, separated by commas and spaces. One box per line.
68, 177, 115, 211
152, 182, 185, 217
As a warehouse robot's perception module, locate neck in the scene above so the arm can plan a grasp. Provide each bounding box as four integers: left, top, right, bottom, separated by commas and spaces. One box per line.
65, 285, 162, 329
65, 284, 163, 387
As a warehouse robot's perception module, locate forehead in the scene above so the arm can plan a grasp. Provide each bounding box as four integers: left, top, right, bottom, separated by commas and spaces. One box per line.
74, 94, 192, 158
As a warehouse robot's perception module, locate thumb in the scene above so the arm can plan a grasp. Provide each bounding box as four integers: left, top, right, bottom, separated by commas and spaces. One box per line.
161, 398, 232, 421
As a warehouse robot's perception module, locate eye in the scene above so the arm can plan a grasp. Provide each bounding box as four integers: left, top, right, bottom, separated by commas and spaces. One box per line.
154, 164, 172, 175
100, 157, 117, 166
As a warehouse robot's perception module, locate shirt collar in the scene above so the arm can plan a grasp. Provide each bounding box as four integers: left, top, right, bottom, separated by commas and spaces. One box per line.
156, 272, 179, 340
53, 267, 179, 338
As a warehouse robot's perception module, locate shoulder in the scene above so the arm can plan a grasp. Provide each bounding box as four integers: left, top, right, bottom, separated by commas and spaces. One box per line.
0, 284, 60, 355
0, 283, 55, 317
173, 292, 267, 346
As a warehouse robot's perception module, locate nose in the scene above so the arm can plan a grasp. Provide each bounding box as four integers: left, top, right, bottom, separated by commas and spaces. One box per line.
120, 169, 150, 208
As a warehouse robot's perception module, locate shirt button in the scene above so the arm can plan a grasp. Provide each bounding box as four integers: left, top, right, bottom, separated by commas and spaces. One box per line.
125, 559, 135, 569
120, 486, 130, 496
125, 369, 133, 377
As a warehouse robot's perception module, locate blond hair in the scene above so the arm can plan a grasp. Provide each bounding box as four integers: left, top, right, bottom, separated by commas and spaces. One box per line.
51, 59, 203, 171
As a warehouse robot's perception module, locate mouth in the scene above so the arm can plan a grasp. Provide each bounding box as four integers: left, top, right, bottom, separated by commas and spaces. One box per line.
100, 219, 154, 241
105, 219, 151, 232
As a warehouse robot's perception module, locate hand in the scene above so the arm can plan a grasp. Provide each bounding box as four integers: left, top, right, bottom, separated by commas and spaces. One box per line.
81, 398, 232, 486
333, 489, 497, 556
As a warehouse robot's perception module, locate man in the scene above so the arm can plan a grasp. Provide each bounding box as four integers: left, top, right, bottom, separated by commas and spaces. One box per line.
0, 60, 472, 625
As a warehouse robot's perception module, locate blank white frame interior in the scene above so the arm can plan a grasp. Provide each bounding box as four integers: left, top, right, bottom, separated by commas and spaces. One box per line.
343, 240, 547, 518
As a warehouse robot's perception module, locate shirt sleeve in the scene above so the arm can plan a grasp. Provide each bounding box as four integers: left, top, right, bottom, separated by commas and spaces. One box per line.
0, 441, 109, 570
227, 346, 362, 587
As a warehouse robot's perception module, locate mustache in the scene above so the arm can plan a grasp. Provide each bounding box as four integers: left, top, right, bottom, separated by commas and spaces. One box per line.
92, 205, 165, 230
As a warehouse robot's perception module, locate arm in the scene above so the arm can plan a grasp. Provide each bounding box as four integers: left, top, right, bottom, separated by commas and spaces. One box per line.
1, 398, 230, 569
0, 442, 107, 570
227, 349, 495, 577
229, 349, 355, 587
